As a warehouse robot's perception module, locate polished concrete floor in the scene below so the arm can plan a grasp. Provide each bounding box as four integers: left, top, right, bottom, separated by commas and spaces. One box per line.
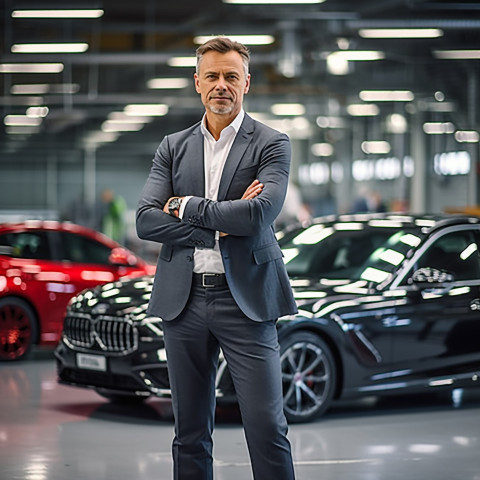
1, 349, 480, 480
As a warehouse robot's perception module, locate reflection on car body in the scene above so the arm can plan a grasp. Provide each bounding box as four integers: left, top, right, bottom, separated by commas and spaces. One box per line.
55, 213, 480, 422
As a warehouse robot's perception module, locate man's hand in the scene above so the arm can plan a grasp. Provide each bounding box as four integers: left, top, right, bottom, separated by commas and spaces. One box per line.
241, 179, 263, 200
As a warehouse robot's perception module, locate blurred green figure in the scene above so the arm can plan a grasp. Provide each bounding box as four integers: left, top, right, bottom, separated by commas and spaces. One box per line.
100, 189, 126, 243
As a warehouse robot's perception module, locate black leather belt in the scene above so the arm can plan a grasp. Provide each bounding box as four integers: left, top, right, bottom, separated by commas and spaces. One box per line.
193, 273, 227, 288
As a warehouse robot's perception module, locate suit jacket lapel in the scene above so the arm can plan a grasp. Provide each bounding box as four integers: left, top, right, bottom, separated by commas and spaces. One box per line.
189, 125, 205, 196
218, 114, 254, 201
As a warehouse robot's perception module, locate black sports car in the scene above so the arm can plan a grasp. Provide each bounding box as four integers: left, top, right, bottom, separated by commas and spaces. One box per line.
55, 213, 480, 422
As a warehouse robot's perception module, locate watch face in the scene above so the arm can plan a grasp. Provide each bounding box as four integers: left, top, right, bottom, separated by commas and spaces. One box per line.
169, 198, 181, 214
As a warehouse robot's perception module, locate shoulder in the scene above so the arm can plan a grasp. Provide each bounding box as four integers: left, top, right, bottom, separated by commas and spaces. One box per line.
165, 121, 202, 144
155, 121, 201, 156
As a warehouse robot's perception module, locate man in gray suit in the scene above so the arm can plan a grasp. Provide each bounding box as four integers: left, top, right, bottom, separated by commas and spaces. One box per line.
136, 36, 297, 480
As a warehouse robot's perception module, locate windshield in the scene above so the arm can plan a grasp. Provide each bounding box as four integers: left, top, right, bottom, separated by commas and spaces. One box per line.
281, 222, 424, 282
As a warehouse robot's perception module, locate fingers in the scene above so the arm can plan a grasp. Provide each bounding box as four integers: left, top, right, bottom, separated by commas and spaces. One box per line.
241, 179, 264, 200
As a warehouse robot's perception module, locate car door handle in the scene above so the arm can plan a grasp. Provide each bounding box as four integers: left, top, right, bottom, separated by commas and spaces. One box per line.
382, 316, 411, 328
470, 299, 480, 311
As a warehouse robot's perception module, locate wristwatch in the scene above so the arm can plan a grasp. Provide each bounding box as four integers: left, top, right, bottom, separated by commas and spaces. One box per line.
168, 197, 182, 216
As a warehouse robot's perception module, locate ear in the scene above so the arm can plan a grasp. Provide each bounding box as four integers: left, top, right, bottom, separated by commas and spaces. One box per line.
194, 73, 201, 94
244, 73, 251, 94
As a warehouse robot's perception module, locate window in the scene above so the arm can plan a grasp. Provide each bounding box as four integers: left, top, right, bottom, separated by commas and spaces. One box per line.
416, 230, 480, 281
282, 226, 399, 280
55, 232, 112, 265
0, 231, 52, 260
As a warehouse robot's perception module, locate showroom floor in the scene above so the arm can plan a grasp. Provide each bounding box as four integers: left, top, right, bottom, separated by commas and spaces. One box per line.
1, 349, 480, 480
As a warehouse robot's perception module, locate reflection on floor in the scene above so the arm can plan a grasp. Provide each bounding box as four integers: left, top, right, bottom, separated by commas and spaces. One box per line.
1, 349, 480, 480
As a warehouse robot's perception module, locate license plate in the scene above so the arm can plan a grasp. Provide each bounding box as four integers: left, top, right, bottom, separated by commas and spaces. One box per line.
76, 353, 107, 372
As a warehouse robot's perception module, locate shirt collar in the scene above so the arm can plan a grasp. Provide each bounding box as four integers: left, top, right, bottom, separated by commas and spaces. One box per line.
200, 109, 245, 140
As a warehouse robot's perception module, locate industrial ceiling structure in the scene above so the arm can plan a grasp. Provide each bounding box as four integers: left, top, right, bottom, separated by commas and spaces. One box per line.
1, 0, 479, 171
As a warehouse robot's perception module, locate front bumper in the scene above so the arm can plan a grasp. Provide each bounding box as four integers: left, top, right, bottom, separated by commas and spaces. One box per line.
55, 338, 172, 398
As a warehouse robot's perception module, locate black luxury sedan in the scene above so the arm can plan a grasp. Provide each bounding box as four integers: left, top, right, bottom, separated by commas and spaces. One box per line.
55, 213, 480, 422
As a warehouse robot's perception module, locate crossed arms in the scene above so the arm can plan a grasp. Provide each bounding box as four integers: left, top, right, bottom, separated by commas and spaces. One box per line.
136, 131, 290, 247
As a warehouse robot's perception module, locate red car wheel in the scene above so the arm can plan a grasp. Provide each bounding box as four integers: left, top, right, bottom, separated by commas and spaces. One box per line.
0, 298, 37, 361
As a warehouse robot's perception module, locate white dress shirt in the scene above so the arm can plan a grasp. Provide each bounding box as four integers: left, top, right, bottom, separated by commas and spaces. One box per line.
180, 109, 245, 274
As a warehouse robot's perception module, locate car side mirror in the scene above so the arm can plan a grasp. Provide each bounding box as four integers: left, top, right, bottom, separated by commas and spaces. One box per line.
408, 267, 455, 289
109, 247, 138, 267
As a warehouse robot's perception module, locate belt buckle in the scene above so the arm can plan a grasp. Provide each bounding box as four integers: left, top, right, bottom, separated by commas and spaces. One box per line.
202, 273, 216, 288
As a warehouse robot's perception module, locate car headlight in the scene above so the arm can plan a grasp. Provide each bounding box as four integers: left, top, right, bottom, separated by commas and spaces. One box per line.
138, 316, 164, 339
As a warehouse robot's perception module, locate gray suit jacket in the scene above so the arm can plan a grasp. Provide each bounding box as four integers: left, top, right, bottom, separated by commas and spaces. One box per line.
136, 113, 298, 322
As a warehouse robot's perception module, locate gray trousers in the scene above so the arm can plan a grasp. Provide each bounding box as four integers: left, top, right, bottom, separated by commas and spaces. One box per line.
162, 284, 295, 480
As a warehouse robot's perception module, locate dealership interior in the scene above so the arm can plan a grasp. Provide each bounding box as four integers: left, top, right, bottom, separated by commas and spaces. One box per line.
2, 1, 480, 480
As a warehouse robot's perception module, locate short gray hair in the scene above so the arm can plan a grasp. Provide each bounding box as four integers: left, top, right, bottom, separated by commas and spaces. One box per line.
196, 36, 250, 78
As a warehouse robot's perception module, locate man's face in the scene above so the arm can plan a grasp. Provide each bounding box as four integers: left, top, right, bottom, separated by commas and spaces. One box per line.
194, 50, 250, 117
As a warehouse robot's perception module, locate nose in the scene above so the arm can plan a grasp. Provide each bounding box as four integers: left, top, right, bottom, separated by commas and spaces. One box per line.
215, 75, 227, 91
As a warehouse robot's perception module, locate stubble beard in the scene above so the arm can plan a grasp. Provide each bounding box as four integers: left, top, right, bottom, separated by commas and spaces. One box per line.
207, 103, 234, 115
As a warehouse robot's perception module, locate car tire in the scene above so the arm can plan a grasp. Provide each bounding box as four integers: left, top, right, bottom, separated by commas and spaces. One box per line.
280, 331, 336, 423
95, 389, 148, 405
0, 297, 37, 361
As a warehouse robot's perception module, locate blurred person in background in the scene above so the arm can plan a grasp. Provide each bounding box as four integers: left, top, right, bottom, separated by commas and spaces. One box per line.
351, 185, 387, 213
100, 188, 126, 243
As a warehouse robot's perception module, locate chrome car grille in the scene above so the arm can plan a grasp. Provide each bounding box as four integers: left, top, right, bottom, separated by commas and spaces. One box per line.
63, 314, 138, 355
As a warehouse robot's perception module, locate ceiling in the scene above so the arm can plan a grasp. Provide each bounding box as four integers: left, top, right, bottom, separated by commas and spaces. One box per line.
1, 0, 480, 164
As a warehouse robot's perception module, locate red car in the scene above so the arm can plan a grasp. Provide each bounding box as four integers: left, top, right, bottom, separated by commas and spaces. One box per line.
0, 220, 155, 361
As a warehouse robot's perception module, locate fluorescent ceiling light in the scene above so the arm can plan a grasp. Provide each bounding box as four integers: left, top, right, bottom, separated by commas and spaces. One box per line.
0, 63, 64, 73
11, 84, 49, 94
84, 131, 119, 145
26, 106, 49, 118
455, 130, 479, 143
108, 112, 153, 123
124, 104, 169, 116
12, 9, 104, 19
359, 90, 414, 102
328, 51, 385, 61
223, 0, 325, 3
11, 43, 89, 53
147, 78, 190, 89
361, 141, 391, 154
316, 116, 345, 129
167, 57, 197, 68
423, 122, 455, 135
101, 121, 145, 133
11, 83, 80, 94
194, 35, 274, 45
359, 28, 443, 39
271, 103, 306, 116
311, 143, 334, 157
434, 50, 480, 60
4, 115, 43, 126
347, 104, 380, 116
327, 51, 384, 75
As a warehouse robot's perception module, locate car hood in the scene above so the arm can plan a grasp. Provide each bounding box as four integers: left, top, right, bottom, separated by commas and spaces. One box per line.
67, 275, 155, 322
67, 274, 382, 322
286, 276, 383, 319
